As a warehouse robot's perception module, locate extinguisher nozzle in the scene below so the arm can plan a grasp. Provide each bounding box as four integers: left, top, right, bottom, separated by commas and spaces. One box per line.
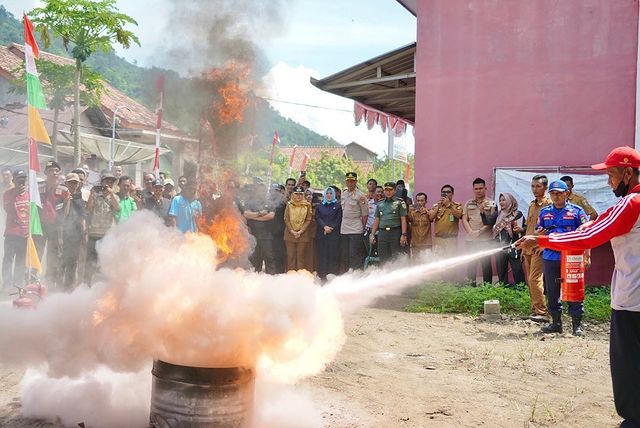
501, 244, 516, 252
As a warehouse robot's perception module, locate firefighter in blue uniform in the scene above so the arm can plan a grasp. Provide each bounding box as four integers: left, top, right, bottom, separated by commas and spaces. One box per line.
537, 180, 589, 336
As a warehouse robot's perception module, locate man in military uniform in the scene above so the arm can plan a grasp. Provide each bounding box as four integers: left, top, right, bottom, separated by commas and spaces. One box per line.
429, 184, 462, 257
523, 174, 551, 323
536, 180, 588, 335
560, 175, 598, 221
370, 182, 408, 263
340, 172, 368, 271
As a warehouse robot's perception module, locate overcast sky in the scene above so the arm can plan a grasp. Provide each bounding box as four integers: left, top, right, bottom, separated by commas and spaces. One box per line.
5, 0, 416, 155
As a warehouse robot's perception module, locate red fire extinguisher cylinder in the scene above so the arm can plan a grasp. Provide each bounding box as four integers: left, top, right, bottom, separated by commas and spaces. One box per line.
560, 250, 586, 302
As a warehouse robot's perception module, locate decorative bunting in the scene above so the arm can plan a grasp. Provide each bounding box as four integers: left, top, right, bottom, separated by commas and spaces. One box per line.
354, 101, 412, 137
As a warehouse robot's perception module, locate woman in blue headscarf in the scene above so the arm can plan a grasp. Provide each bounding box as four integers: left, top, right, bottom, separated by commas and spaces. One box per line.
315, 186, 342, 280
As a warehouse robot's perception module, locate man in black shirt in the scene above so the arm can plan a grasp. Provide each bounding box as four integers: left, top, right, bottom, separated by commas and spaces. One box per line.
243, 183, 277, 274
270, 184, 287, 273
145, 179, 171, 225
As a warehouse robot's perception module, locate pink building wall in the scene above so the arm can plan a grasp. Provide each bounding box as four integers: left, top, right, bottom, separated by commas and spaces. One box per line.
413, 0, 638, 284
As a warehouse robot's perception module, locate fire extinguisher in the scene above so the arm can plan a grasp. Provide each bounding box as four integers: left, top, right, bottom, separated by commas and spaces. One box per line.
560, 250, 585, 302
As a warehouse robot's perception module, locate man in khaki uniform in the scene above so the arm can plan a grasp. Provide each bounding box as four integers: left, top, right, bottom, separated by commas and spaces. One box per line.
560, 175, 598, 221
429, 184, 462, 257
408, 192, 432, 257
340, 172, 368, 272
523, 174, 551, 322
462, 178, 497, 285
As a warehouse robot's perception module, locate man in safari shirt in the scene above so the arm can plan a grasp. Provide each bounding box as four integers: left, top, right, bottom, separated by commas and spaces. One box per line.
462, 177, 496, 285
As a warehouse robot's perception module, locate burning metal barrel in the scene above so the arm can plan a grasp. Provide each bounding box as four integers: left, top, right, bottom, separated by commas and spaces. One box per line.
150, 360, 255, 427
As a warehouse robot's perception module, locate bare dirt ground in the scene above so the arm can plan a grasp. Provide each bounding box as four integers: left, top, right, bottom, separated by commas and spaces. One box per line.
306, 293, 619, 428
0, 292, 621, 428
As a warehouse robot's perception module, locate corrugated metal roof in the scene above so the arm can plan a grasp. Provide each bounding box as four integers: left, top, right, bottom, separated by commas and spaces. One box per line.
311, 43, 416, 122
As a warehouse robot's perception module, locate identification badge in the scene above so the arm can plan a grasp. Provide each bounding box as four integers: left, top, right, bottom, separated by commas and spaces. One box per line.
449, 214, 454, 222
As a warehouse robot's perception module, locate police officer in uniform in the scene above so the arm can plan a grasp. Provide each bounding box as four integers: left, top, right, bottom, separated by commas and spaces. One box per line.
340, 172, 368, 271
536, 180, 588, 335
369, 182, 408, 263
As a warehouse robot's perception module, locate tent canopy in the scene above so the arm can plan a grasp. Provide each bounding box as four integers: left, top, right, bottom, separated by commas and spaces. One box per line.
58, 131, 170, 164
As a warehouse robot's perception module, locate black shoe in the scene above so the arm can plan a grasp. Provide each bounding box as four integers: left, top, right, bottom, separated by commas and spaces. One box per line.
572, 315, 584, 337
529, 314, 550, 323
541, 312, 562, 334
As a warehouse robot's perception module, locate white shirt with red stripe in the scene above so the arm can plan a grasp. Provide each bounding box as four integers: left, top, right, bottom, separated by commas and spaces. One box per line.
537, 184, 640, 312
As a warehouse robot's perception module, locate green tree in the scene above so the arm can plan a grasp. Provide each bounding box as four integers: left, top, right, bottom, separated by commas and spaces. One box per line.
372, 154, 415, 191
12, 61, 105, 160
305, 152, 363, 189
30, 0, 139, 165
238, 147, 290, 185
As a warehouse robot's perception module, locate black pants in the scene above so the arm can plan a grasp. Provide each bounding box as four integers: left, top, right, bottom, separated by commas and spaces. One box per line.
250, 238, 276, 274
543, 259, 584, 317
377, 228, 401, 264
341, 233, 364, 272
84, 236, 102, 285
272, 238, 287, 274
36, 222, 61, 287
60, 235, 82, 291
466, 240, 493, 285
316, 236, 340, 279
495, 247, 525, 285
2, 235, 26, 289
611, 309, 640, 426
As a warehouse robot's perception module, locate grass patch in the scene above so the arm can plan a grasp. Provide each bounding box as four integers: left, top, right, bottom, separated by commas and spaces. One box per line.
406, 282, 611, 322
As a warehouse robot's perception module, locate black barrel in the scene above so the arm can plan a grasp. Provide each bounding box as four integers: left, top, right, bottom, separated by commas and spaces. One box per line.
149, 360, 255, 428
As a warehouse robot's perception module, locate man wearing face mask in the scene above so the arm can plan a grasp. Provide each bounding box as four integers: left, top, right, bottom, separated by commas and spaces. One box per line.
516, 146, 640, 428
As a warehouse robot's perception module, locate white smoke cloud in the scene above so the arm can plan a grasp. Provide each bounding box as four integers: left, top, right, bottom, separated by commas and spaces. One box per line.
20, 366, 151, 428
0, 210, 345, 378
0, 211, 500, 426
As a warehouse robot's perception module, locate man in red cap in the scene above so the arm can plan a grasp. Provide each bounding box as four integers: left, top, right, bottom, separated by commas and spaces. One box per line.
517, 146, 640, 427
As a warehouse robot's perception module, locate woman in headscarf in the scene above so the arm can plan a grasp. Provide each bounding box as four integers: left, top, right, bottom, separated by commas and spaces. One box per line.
284, 186, 313, 271
490, 192, 525, 285
315, 187, 342, 280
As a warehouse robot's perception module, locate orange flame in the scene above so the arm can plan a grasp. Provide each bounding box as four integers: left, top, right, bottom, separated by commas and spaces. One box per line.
207, 59, 253, 125
197, 205, 251, 264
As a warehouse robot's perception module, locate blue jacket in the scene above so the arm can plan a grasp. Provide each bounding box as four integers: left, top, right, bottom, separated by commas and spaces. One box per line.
537, 203, 588, 261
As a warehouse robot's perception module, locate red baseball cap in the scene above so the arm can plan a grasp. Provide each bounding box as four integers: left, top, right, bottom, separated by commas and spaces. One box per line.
592, 146, 640, 170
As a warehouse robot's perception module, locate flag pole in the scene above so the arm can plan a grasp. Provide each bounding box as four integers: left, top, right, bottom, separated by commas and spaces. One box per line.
266, 130, 279, 192
23, 13, 48, 279
153, 75, 165, 179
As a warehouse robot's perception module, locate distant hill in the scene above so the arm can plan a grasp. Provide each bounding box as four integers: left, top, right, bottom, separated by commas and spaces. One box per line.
0, 6, 341, 148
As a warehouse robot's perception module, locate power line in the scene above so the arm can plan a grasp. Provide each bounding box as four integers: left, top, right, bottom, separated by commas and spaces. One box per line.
260, 97, 353, 113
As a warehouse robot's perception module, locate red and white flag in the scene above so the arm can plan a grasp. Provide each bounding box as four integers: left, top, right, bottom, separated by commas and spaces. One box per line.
288, 145, 298, 168
300, 153, 311, 172
153, 75, 165, 178
269, 130, 279, 167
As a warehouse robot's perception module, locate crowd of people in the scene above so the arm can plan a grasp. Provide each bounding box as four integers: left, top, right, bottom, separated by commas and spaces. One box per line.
237, 169, 599, 339
2, 161, 601, 336
1, 161, 195, 292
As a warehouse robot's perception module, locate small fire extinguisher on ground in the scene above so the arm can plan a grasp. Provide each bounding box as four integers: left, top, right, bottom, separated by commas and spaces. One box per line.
560, 250, 586, 302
